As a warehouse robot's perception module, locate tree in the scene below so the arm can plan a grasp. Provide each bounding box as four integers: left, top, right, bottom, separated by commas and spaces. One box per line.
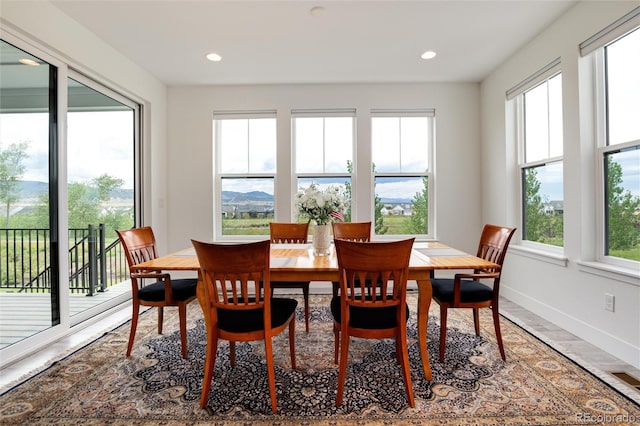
606, 157, 640, 251
30, 174, 132, 235
0, 142, 29, 227
402, 175, 428, 234
523, 168, 545, 242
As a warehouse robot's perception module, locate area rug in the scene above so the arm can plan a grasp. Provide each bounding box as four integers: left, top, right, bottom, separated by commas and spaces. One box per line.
1, 293, 638, 425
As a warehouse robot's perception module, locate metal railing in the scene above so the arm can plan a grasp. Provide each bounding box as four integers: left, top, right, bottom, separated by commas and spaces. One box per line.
0, 224, 129, 295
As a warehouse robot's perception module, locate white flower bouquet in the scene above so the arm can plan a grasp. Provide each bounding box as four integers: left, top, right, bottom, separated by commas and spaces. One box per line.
296, 183, 345, 225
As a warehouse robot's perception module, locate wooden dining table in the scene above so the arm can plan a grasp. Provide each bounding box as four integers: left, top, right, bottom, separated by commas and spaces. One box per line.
131, 241, 499, 380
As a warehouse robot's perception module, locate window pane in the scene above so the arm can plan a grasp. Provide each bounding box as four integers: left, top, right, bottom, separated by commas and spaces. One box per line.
524, 82, 550, 162
219, 117, 276, 173
221, 177, 274, 235
372, 117, 401, 172
400, 117, 430, 172
219, 119, 248, 173
324, 117, 352, 173
248, 118, 276, 173
372, 117, 429, 172
522, 162, 563, 246
604, 149, 640, 260
295, 116, 352, 173
606, 29, 640, 146
548, 74, 563, 157
375, 176, 427, 235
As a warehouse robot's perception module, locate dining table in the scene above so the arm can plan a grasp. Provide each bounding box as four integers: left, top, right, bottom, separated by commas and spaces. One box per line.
130, 240, 499, 381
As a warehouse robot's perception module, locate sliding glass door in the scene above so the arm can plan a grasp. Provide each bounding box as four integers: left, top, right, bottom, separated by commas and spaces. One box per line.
0, 40, 60, 348
0, 38, 141, 352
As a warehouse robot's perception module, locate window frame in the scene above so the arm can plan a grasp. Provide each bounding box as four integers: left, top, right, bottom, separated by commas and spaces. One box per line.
213, 110, 277, 240
370, 110, 435, 239
592, 30, 640, 270
291, 109, 355, 222
513, 66, 565, 253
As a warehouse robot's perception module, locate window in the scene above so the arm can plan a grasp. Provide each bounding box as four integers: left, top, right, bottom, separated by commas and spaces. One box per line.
598, 28, 640, 264
371, 110, 434, 237
515, 69, 564, 248
214, 111, 276, 236
293, 109, 353, 224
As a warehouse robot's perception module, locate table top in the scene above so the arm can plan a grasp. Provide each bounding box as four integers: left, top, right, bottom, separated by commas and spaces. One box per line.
131, 241, 499, 274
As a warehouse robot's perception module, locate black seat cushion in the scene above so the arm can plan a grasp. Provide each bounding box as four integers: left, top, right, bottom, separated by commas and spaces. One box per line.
138, 278, 198, 302
217, 297, 298, 333
330, 296, 409, 329
431, 278, 493, 303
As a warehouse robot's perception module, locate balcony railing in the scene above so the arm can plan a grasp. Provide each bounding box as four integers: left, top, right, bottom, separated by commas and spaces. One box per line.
0, 224, 129, 295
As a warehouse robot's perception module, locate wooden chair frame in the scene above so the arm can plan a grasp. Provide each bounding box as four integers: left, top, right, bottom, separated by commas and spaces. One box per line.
432, 224, 516, 361
116, 226, 197, 359
333, 238, 415, 408
192, 239, 296, 413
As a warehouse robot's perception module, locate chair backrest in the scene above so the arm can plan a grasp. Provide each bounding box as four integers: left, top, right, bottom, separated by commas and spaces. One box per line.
191, 239, 271, 313
116, 226, 159, 268
269, 222, 309, 243
476, 224, 517, 273
332, 221, 371, 242
334, 238, 414, 308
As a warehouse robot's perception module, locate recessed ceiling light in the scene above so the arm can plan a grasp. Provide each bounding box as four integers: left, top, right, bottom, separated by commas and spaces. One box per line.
421, 50, 437, 60
310, 6, 325, 17
206, 53, 222, 62
19, 58, 40, 66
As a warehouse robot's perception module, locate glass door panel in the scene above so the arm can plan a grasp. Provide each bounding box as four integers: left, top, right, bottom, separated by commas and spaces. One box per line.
0, 40, 59, 348
67, 76, 135, 317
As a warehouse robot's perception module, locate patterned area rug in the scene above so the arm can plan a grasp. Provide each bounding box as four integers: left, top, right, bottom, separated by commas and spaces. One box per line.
1, 293, 638, 425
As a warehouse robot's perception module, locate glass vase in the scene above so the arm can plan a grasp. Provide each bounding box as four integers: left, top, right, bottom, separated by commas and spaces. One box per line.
312, 223, 331, 256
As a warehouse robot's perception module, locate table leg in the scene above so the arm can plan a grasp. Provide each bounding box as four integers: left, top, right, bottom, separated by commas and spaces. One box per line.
416, 278, 433, 380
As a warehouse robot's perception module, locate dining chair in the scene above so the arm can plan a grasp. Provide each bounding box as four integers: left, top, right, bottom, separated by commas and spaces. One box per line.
331, 221, 372, 297
331, 238, 415, 408
269, 222, 311, 332
191, 239, 297, 413
116, 226, 198, 359
330, 221, 372, 363
431, 224, 516, 361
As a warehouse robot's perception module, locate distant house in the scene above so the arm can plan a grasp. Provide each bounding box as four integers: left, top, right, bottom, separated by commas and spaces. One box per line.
543, 200, 564, 215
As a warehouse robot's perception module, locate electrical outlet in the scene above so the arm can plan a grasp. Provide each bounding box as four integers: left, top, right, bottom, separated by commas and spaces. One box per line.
605, 293, 615, 312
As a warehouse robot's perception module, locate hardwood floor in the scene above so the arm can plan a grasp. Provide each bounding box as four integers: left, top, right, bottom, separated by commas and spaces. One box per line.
1, 284, 639, 404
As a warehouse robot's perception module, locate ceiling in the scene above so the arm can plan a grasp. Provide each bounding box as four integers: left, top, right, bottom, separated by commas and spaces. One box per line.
46, 1, 577, 86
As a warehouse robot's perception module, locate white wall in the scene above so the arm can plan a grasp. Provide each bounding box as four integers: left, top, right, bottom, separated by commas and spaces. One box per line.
481, 1, 640, 368
166, 83, 482, 254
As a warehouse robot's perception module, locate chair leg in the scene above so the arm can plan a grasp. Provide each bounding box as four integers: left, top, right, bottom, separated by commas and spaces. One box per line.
439, 306, 448, 362
397, 325, 415, 407
288, 317, 297, 370
336, 326, 350, 407
157, 306, 164, 334
199, 331, 219, 408
178, 302, 189, 359
303, 284, 310, 333
473, 308, 481, 336
126, 301, 141, 356
264, 336, 278, 413
492, 306, 506, 361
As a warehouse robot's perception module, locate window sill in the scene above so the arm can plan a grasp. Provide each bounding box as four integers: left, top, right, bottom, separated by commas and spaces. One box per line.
509, 244, 568, 267
577, 261, 640, 287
